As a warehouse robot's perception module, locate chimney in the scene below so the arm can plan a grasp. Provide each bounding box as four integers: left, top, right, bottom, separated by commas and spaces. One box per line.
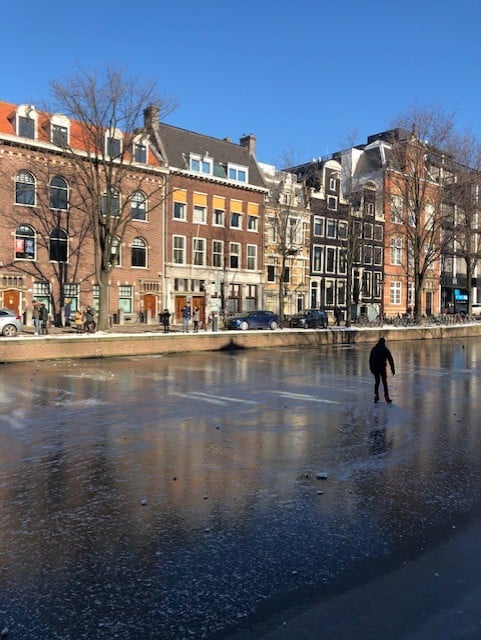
143, 104, 160, 133
240, 133, 256, 156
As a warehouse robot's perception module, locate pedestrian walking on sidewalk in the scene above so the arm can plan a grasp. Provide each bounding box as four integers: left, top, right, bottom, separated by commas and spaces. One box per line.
369, 337, 395, 404
181, 304, 191, 333
39, 303, 49, 335
161, 309, 171, 333
32, 300, 40, 335
192, 306, 200, 332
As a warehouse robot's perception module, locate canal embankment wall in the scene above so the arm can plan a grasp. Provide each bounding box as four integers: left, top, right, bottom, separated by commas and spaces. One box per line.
1, 324, 480, 363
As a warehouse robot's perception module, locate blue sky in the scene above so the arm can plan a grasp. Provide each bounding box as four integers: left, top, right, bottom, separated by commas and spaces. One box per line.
2, 0, 480, 165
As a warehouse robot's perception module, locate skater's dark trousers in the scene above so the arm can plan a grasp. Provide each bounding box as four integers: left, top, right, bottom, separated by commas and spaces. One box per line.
374, 371, 389, 399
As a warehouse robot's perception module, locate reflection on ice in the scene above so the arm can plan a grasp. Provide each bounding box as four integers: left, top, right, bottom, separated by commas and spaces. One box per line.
0, 339, 480, 638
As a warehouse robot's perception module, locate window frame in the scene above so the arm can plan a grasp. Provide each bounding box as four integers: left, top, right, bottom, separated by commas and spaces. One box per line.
49, 227, 68, 263
15, 170, 36, 206
131, 237, 147, 268
173, 235, 186, 265
15, 224, 36, 260
192, 237, 206, 266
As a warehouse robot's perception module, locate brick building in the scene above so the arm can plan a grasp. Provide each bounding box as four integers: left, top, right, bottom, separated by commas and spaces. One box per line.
144, 107, 268, 326
0, 101, 166, 326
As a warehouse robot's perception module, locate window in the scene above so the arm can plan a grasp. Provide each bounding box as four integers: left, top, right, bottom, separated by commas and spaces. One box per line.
173, 236, 185, 264
193, 238, 205, 266
49, 176, 68, 210
212, 240, 223, 268
131, 191, 147, 220
64, 283, 79, 312
247, 245, 257, 270
134, 143, 147, 164
313, 216, 324, 237
327, 195, 337, 210
49, 228, 68, 262
190, 155, 212, 175
338, 221, 347, 239
313, 246, 323, 272
109, 236, 121, 266
338, 249, 347, 274
391, 195, 403, 224
193, 205, 206, 224
230, 211, 241, 228
374, 272, 382, 298
390, 281, 402, 305
52, 125, 68, 147
425, 204, 435, 230
373, 246, 383, 266
268, 218, 277, 242
391, 238, 403, 265
174, 201, 186, 220
15, 224, 35, 260
329, 177, 337, 191
230, 243, 240, 269
15, 170, 35, 205
228, 164, 248, 183
103, 189, 120, 216
337, 279, 346, 305
248, 215, 258, 231
119, 285, 133, 313
325, 279, 335, 305
366, 202, 375, 216
374, 224, 383, 241
364, 223, 373, 239
131, 237, 147, 267
364, 245, 373, 265
326, 219, 336, 238
362, 271, 372, 297
213, 209, 224, 226
326, 247, 336, 273
267, 262, 276, 282
288, 218, 302, 244
33, 281, 51, 309
106, 135, 122, 158
283, 267, 290, 283
19, 116, 35, 139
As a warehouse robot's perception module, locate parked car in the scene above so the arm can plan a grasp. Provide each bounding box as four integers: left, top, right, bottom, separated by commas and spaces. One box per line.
0, 308, 23, 336
226, 310, 280, 331
289, 309, 328, 329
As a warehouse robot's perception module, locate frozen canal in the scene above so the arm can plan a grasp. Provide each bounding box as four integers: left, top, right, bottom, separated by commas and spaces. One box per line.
1, 336, 481, 639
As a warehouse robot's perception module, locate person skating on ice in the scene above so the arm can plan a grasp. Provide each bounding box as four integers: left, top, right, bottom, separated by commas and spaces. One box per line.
369, 337, 395, 404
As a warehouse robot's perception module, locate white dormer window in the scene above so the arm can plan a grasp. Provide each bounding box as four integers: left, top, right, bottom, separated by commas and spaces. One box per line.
105, 128, 123, 159
14, 104, 38, 139
190, 154, 213, 175
132, 133, 149, 164
228, 164, 248, 183
50, 114, 70, 148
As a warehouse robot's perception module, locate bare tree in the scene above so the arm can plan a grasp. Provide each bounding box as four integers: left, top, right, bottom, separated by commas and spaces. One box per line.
444, 134, 481, 315
388, 105, 458, 317
48, 66, 174, 329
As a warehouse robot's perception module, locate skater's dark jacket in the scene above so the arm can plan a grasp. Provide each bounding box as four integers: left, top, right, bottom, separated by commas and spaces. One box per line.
369, 338, 395, 375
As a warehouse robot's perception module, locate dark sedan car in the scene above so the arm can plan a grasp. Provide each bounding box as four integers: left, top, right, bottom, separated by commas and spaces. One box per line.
289, 309, 328, 329
226, 310, 280, 331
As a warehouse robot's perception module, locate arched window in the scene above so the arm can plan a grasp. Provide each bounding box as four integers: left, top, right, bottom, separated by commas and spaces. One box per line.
102, 188, 120, 217
49, 228, 68, 262
15, 224, 36, 260
49, 175, 69, 210
131, 237, 147, 267
15, 170, 36, 205
131, 190, 147, 220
